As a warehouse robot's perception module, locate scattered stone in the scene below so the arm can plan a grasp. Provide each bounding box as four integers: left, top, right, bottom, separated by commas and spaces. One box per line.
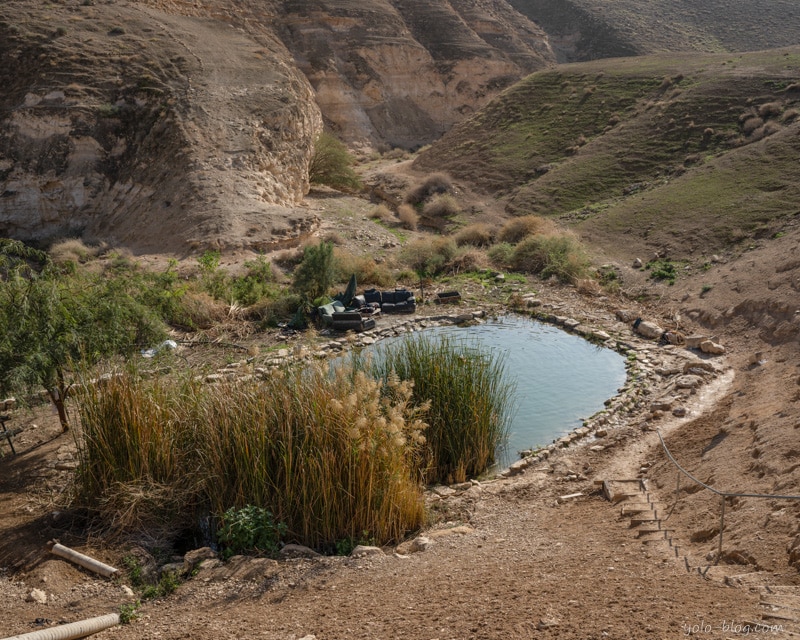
506, 459, 529, 476
427, 525, 474, 540
650, 398, 675, 412
405, 536, 433, 553
160, 562, 184, 578
432, 485, 457, 498
672, 407, 688, 417
121, 585, 135, 597
183, 547, 218, 574
537, 617, 560, 630
280, 544, 320, 559
615, 309, 635, 322
635, 320, 664, 340
591, 330, 611, 341
700, 340, 725, 355
494, 273, 505, 283
298, 635, 317, 640
563, 318, 581, 330
350, 545, 384, 558
27, 589, 48, 604
589, 445, 606, 452
632, 258, 643, 269
682, 360, 716, 374
675, 375, 703, 389
557, 492, 583, 504
684, 335, 709, 349
595, 428, 608, 438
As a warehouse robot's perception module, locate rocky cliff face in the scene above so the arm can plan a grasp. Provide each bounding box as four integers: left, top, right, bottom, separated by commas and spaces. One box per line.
0, 0, 556, 251
0, 0, 322, 253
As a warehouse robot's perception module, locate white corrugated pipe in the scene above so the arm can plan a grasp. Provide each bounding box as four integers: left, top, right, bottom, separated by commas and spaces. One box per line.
49, 543, 118, 579
0, 613, 121, 640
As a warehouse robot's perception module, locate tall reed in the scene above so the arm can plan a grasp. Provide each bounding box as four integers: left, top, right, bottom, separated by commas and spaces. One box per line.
357, 333, 514, 484
75, 363, 427, 548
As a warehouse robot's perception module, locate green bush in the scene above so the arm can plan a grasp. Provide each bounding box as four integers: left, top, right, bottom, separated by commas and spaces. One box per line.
510, 233, 590, 283
309, 132, 362, 191
292, 240, 335, 301
647, 258, 677, 285
217, 505, 287, 559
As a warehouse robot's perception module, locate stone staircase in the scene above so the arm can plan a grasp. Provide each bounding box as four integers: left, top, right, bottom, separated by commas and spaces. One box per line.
602, 479, 800, 638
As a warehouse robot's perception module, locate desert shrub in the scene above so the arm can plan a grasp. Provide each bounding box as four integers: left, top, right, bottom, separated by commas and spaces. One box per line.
308, 132, 361, 191
359, 333, 514, 484
247, 292, 303, 327
510, 233, 590, 283
401, 237, 458, 278
397, 204, 419, 230
742, 116, 764, 135
291, 240, 335, 301
446, 248, 487, 274
383, 147, 408, 160
487, 242, 514, 268
173, 291, 228, 329
781, 108, 799, 124
369, 204, 394, 223
455, 223, 495, 248
75, 363, 427, 548
646, 258, 677, 285
333, 248, 394, 288
498, 215, 552, 244
273, 247, 304, 268
758, 102, 783, 118
422, 194, 460, 219
404, 173, 452, 205
49, 238, 103, 265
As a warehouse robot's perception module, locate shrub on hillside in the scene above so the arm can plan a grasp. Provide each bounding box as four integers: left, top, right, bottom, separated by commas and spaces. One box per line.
404, 173, 452, 205
455, 223, 495, 248
510, 233, 589, 283
498, 215, 552, 244
397, 204, 419, 230
401, 237, 458, 278
333, 248, 394, 288
422, 194, 460, 219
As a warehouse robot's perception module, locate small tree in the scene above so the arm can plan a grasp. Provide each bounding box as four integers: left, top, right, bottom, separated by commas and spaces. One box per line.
308, 132, 362, 191
291, 240, 335, 303
0, 255, 165, 431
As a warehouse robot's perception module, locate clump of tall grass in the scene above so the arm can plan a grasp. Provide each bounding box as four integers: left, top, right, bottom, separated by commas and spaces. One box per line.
75, 363, 427, 549
333, 248, 394, 288
498, 215, 554, 244
455, 223, 495, 248
404, 172, 453, 205
510, 232, 590, 283
358, 333, 514, 484
397, 204, 419, 230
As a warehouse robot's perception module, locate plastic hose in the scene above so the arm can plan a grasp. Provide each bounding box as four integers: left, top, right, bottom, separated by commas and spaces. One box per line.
0, 613, 121, 640
49, 544, 119, 579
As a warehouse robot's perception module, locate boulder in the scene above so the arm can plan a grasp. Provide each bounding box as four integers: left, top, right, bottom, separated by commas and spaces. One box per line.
700, 340, 725, 355
26, 588, 47, 604
183, 547, 218, 573
635, 320, 664, 340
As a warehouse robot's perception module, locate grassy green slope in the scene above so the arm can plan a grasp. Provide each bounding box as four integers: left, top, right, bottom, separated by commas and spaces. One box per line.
414, 48, 800, 260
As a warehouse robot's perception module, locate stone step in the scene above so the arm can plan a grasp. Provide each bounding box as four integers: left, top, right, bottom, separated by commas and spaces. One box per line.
629, 515, 661, 527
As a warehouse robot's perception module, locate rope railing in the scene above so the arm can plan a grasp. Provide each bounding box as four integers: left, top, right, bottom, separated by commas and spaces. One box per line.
656, 429, 800, 564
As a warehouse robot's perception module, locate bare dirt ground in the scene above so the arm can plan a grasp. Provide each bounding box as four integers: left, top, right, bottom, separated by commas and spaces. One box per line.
1, 170, 799, 639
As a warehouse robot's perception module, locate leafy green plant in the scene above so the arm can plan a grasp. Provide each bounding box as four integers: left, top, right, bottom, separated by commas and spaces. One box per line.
119, 601, 140, 624
292, 240, 335, 301
309, 132, 362, 191
510, 233, 590, 283
217, 505, 287, 559
646, 258, 678, 285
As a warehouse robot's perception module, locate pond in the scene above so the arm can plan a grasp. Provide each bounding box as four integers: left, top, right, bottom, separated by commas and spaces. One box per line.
372, 314, 627, 469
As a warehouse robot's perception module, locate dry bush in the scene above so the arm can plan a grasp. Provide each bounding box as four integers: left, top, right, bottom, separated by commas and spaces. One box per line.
510, 231, 590, 283
758, 102, 783, 118
179, 291, 229, 330
273, 247, 304, 268
446, 248, 487, 274
404, 173, 452, 205
333, 248, 393, 288
576, 278, 602, 296
383, 148, 408, 160
422, 194, 460, 219
781, 108, 799, 124
498, 215, 554, 244
397, 204, 419, 230
49, 238, 103, 264
369, 204, 394, 222
455, 223, 495, 248
323, 231, 345, 245
742, 116, 764, 135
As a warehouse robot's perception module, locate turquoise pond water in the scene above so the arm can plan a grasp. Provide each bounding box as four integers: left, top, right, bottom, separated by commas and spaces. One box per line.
364, 314, 627, 469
